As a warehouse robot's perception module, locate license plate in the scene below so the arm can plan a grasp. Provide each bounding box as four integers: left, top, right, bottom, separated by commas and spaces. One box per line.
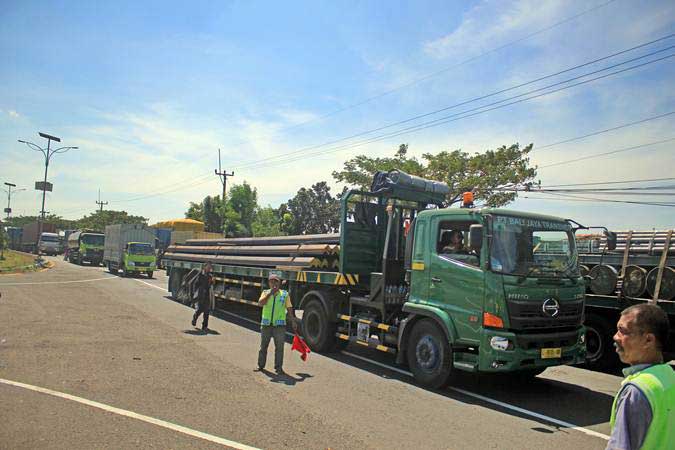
541, 348, 562, 359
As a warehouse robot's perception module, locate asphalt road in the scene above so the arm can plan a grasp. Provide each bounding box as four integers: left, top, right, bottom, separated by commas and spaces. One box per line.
0, 257, 623, 449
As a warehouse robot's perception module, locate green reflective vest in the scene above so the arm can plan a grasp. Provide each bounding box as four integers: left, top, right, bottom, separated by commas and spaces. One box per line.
261, 289, 289, 326
610, 363, 675, 450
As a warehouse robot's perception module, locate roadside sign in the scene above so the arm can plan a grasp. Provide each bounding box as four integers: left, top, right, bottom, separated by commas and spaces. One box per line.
35, 181, 53, 192
3, 208, 10, 213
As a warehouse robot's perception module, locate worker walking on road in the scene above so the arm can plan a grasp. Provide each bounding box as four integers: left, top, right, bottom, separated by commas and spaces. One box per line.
607, 304, 674, 450
256, 273, 298, 374
191, 262, 214, 333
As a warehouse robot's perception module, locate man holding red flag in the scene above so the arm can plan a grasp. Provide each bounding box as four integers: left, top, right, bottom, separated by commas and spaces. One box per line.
256, 273, 299, 374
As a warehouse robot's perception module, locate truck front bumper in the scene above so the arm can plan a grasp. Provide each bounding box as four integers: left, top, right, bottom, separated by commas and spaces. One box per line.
478, 327, 586, 372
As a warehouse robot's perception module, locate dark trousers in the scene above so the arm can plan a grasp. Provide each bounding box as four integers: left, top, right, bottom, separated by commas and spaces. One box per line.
193, 302, 210, 330
258, 325, 286, 371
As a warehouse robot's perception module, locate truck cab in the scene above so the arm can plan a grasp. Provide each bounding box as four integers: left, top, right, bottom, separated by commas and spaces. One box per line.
38, 232, 60, 256
122, 242, 156, 277
67, 231, 105, 265
402, 208, 586, 384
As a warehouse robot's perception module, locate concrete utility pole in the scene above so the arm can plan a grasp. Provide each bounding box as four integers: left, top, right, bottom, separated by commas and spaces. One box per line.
214, 148, 234, 201
3, 182, 25, 220
18, 133, 78, 245
96, 189, 108, 212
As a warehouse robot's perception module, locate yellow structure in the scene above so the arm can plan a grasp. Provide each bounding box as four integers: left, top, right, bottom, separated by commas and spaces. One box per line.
151, 219, 205, 232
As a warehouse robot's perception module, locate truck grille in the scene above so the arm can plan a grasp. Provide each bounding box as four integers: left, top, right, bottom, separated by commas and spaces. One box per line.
506, 298, 583, 331
134, 261, 151, 267
515, 329, 579, 350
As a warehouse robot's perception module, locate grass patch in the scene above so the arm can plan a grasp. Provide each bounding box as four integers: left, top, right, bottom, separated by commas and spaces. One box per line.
0, 249, 37, 273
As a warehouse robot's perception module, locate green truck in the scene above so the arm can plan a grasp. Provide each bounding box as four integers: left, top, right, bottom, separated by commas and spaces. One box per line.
103, 224, 156, 278
67, 231, 105, 266
164, 171, 588, 388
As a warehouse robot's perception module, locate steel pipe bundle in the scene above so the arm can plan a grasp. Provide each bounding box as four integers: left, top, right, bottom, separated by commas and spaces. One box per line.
185, 233, 340, 247
589, 264, 618, 295
166, 243, 338, 257
646, 266, 675, 301
621, 265, 648, 298
162, 252, 316, 268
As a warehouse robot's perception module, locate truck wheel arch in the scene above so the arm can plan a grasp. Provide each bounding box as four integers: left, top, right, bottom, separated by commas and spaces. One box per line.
397, 304, 458, 365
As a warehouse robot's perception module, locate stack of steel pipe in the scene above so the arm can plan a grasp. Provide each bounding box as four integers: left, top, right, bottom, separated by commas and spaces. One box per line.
579, 230, 675, 255
185, 233, 340, 247
163, 233, 341, 270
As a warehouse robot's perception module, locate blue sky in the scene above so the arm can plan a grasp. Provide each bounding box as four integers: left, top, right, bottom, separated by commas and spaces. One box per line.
1, 0, 674, 229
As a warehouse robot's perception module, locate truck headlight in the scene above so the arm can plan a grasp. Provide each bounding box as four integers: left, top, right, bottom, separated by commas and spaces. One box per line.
127, 261, 135, 266
490, 336, 513, 351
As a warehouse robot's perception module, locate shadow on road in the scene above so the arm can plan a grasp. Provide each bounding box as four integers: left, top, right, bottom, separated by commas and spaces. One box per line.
183, 328, 221, 336
168, 295, 615, 430
254, 368, 313, 386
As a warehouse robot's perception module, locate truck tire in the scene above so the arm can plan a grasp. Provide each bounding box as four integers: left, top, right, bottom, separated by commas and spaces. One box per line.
301, 298, 338, 353
147, 271, 153, 279
107, 262, 115, 274
407, 319, 453, 389
77, 255, 82, 265
584, 314, 619, 370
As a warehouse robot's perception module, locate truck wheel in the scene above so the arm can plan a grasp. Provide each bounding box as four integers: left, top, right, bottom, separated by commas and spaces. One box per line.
407, 319, 453, 389
107, 262, 115, 274
77, 256, 82, 265
147, 271, 153, 279
584, 315, 619, 370
301, 298, 338, 352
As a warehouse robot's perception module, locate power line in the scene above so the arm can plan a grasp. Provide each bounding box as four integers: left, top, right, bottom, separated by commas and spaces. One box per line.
215, 0, 620, 153
535, 111, 675, 151
230, 38, 675, 171
522, 191, 675, 207
539, 137, 675, 169
542, 176, 675, 187
235, 52, 675, 172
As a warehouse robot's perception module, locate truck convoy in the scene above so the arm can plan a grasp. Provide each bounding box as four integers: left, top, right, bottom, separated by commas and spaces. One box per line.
19, 222, 57, 254
67, 231, 105, 266
103, 224, 156, 278
163, 170, 590, 388
576, 230, 675, 369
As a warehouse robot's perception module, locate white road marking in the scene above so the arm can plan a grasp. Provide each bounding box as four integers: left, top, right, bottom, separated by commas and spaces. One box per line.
0, 276, 119, 286
132, 278, 610, 441
133, 278, 170, 292
0, 378, 260, 449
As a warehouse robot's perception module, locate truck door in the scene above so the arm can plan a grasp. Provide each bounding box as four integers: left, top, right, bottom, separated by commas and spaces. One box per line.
408, 218, 430, 302
428, 217, 484, 345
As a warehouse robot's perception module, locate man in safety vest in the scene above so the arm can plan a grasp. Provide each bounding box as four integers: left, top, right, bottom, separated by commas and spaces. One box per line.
256, 272, 298, 374
607, 303, 674, 450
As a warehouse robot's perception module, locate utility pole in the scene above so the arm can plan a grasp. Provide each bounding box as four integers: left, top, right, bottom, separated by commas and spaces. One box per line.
3, 182, 25, 220
18, 132, 78, 249
214, 148, 234, 201
96, 189, 108, 212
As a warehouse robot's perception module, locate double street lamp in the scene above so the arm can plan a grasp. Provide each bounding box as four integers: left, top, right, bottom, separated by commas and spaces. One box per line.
2, 182, 26, 220
18, 132, 78, 245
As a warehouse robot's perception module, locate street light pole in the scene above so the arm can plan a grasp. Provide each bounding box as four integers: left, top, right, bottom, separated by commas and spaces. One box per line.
18, 133, 78, 252
3, 182, 25, 220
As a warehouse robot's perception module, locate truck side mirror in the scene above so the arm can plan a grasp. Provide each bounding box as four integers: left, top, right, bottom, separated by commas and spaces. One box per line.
468, 224, 483, 253
605, 231, 617, 251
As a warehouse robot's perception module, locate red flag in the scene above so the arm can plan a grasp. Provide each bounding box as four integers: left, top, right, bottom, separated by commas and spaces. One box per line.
291, 332, 311, 361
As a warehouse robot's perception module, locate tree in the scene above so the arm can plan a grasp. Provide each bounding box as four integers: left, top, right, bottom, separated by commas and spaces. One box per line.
185, 202, 204, 222
77, 210, 148, 232
333, 143, 536, 207
251, 206, 285, 237
227, 182, 258, 236
282, 181, 340, 235
5, 214, 77, 230
202, 196, 225, 233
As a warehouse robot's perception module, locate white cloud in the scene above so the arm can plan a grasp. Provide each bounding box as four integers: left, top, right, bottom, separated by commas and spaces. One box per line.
8, 110, 20, 118
423, 0, 567, 60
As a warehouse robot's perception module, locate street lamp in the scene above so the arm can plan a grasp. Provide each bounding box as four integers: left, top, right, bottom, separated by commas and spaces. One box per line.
3, 182, 26, 220
18, 133, 78, 247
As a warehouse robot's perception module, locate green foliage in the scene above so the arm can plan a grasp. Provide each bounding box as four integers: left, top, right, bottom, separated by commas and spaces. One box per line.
5, 214, 77, 230
333, 143, 537, 207
251, 206, 285, 237
76, 210, 148, 232
227, 182, 258, 235
282, 181, 340, 234
185, 202, 204, 222
4, 211, 146, 233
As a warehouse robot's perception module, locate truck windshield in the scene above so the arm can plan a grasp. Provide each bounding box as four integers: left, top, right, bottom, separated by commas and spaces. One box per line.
82, 234, 104, 246
40, 235, 59, 242
490, 215, 578, 278
128, 243, 154, 255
